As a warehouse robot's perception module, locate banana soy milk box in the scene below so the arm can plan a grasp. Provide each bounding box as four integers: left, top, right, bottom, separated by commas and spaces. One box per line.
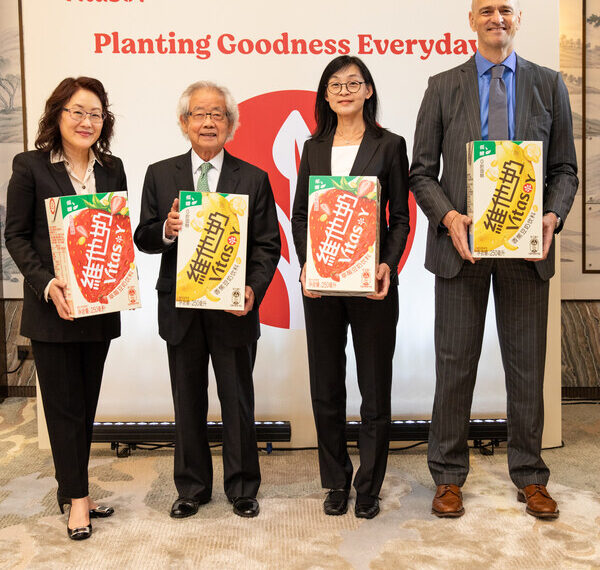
466, 141, 543, 258
45, 191, 141, 318
176, 191, 248, 310
306, 175, 380, 295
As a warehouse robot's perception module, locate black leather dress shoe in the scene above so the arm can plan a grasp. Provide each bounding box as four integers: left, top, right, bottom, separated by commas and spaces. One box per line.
323, 489, 349, 516
230, 497, 259, 518
170, 498, 201, 519
355, 495, 380, 519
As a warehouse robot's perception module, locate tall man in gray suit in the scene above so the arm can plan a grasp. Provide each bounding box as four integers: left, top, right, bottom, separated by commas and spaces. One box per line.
410, 0, 577, 519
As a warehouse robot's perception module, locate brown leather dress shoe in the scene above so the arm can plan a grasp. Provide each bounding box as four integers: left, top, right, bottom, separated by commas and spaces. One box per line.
432, 484, 464, 518
517, 484, 559, 520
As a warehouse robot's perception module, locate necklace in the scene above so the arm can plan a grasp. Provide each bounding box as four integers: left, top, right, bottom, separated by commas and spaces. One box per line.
335, 127, 365, 145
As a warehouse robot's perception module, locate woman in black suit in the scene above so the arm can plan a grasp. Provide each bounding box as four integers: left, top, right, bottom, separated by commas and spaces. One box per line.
291, 56, 410, 519
5, 77, 126, 540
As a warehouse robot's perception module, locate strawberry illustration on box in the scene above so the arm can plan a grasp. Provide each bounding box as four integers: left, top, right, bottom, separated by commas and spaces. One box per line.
176, 191, 248, 310
306, 175, 380, 295
45, 191, 141, 318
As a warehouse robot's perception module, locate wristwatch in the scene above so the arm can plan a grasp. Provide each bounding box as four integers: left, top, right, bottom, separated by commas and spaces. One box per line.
553, 214, 562, 230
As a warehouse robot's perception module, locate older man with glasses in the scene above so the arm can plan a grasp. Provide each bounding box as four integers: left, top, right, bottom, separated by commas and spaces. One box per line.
135, 81, 280, 519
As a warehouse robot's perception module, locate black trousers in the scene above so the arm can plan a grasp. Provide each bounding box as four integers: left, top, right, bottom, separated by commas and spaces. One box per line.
302, 286, 398, 498
31, 340, 111, 499
428, 259, 550, 488
166, 311, 260, 501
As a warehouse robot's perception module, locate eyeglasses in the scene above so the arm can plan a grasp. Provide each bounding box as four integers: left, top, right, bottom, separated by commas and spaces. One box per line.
63, 107, 105, 124
187, 111, 228, 123
326, 81, 366, 95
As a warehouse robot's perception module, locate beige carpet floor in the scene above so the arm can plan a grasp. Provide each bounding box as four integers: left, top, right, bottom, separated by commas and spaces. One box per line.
0, 398, 599, 569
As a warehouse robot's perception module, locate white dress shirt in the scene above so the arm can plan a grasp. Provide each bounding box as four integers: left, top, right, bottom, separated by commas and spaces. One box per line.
191, 148, 224, 192
331, 144, 360, 176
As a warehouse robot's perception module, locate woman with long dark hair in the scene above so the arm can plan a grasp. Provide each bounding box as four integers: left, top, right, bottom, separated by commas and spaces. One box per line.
291, 56, 410, 519
5, 77, 126, 540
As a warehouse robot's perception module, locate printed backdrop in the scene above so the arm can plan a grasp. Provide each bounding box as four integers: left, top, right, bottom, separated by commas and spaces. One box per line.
21, 0, 562, 446
0, 0, 24, 298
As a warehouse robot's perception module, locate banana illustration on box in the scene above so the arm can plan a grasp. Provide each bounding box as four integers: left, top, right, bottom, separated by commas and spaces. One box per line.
176, 191, 248, 310
466, 141, 543, 258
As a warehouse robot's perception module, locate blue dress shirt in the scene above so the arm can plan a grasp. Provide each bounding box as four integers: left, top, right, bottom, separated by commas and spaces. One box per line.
475, 50, 517, 140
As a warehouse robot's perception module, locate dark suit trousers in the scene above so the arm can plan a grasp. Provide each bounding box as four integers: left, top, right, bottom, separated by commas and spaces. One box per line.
31, 340, 111, 499
428, 259, 550, 489
302, 286, 398, 497
166, 310, 260, 501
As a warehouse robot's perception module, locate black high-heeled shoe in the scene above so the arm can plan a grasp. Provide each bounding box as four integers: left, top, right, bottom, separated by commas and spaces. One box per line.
57, 492, 114, 518
61, 494, 93, 541
67, 521, 92, 541
89, 505, 114, 518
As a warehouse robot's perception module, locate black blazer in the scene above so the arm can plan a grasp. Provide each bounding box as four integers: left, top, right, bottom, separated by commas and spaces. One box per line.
291, 129, 411, 285
4, 150, 125, 342
134, 149, 281, 347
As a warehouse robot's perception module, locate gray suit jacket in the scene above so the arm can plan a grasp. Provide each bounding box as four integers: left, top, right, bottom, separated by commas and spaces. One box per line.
134, 149, 281, 347
410, 55, 578, 281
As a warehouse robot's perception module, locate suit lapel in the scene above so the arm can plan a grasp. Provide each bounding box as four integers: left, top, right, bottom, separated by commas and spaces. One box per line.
314, 135, 334, 175
174, 150, 195, 201
94, 160, 109, 194
45, 154, 114, 196
216, 150, 240, 194
515, 55, 533, 140
459, 57, 482, 141
350, 132, 380, 176
46, 159, 76, 196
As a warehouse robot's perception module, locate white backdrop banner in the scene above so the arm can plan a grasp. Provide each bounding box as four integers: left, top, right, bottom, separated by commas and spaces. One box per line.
22, 0, 561, 446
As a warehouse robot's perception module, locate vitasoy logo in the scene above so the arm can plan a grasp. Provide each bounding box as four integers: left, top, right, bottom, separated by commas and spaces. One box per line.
226, 90, 416, 330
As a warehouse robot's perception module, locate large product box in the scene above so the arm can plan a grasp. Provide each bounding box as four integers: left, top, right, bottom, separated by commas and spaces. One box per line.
176, 191, 248, 310
306, 175, 380, 295
466, 140, 543, 258
45, 191, 141, 318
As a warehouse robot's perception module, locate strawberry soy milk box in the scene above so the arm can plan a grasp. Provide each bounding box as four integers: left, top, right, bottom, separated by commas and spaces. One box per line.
45, 191, 141, 317
306, 175, 380, 295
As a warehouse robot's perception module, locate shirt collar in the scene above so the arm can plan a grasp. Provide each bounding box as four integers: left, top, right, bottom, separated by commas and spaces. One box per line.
475, 50, 517, 77
191, 148, 224, 174
50, 149, 102, 167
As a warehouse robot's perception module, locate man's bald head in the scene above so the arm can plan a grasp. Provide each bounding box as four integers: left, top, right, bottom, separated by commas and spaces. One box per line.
471, 0, 520, 12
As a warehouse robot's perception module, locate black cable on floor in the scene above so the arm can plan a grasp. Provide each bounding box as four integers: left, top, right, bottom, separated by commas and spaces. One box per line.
1, 359, 25, 376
